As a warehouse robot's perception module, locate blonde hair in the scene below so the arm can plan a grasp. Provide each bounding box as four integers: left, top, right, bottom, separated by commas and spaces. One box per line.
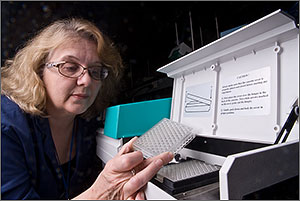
1, 18, 124, 119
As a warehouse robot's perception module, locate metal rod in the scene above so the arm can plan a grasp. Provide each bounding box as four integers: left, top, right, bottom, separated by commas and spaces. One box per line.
175, 22, 179, 46
189, 11, 195, 50
199, 26, 203, 47
215, 16, 220, 39
274, 105, 299, 144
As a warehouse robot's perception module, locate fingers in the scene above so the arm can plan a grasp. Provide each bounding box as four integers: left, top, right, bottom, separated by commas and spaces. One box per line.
110, 136, 141, 172
150, 151, 174, 165
123, 159, 162, 198
123, 153, 172, 198
135, 190, 145, 200
126, 190, 145, 200
135, 185, 147, 200
126, 193, 136, 200
136, 151, 174, 172
118, 136, 138, 155
106, 137, 174, 199
112, 150, 144, 172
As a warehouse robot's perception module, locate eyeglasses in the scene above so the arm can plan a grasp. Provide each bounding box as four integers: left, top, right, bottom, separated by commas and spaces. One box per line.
45, 61, 109, 80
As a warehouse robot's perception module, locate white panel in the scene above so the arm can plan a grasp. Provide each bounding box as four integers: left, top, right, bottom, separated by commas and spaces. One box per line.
177, 69, 215, 134
160, 10, 299, 144
278, 36, 299, 141
216, 46, 276, 143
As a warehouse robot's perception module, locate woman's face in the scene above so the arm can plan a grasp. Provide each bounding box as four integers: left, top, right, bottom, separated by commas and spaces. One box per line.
43, 38, 101, 117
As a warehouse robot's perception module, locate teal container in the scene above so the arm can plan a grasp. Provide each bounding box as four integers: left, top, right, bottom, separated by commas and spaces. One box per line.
104, 98, 172, 139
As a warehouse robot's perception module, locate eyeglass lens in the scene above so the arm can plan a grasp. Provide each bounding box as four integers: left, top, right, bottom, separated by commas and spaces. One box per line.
59, 62, 108, 80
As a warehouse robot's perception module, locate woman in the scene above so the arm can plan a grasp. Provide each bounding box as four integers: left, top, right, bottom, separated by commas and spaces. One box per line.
1, 18, 173, 199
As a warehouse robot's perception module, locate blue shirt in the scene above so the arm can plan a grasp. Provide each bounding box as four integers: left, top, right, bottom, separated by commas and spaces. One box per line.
1, 95, 103, 199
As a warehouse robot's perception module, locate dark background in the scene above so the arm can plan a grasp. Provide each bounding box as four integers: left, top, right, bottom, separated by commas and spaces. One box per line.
1, 1, 299, 104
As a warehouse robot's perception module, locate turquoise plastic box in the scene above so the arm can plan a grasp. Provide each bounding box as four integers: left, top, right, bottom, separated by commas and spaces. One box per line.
104, 98, 172, 139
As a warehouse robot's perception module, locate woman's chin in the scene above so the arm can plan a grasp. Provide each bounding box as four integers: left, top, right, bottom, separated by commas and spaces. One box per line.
67, 106, 88, 116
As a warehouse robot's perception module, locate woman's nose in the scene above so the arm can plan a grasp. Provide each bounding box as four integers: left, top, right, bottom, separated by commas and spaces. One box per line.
76, 69, 93, 86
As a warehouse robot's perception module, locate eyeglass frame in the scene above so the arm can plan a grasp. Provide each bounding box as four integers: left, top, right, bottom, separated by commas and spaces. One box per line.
45, 61, 109, 81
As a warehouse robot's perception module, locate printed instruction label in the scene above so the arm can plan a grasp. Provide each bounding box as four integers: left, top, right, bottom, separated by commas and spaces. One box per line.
184, 82, 213, 117
220, 67, 270, 116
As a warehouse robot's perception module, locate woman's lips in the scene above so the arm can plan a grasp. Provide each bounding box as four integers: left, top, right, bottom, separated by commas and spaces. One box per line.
72, 94, 89, 99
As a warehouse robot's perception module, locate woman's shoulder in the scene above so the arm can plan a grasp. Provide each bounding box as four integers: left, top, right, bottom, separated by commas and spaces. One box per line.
1, 94, 23, 112
1, 94, 29, 131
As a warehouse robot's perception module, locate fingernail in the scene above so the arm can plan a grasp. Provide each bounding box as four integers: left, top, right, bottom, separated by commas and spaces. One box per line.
155, 158, 163, 167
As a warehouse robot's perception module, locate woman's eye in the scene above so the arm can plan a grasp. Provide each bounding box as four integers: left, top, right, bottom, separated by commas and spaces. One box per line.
66, 66, 78, 72
62, 64, 80, 72
90, 68, 100, 75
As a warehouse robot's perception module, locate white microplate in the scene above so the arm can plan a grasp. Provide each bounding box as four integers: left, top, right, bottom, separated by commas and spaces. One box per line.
133, 118, 196, 158
156, 160, 220, 182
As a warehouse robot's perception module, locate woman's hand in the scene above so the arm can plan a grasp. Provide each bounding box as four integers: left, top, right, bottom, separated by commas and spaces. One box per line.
74, 137, 173, 200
